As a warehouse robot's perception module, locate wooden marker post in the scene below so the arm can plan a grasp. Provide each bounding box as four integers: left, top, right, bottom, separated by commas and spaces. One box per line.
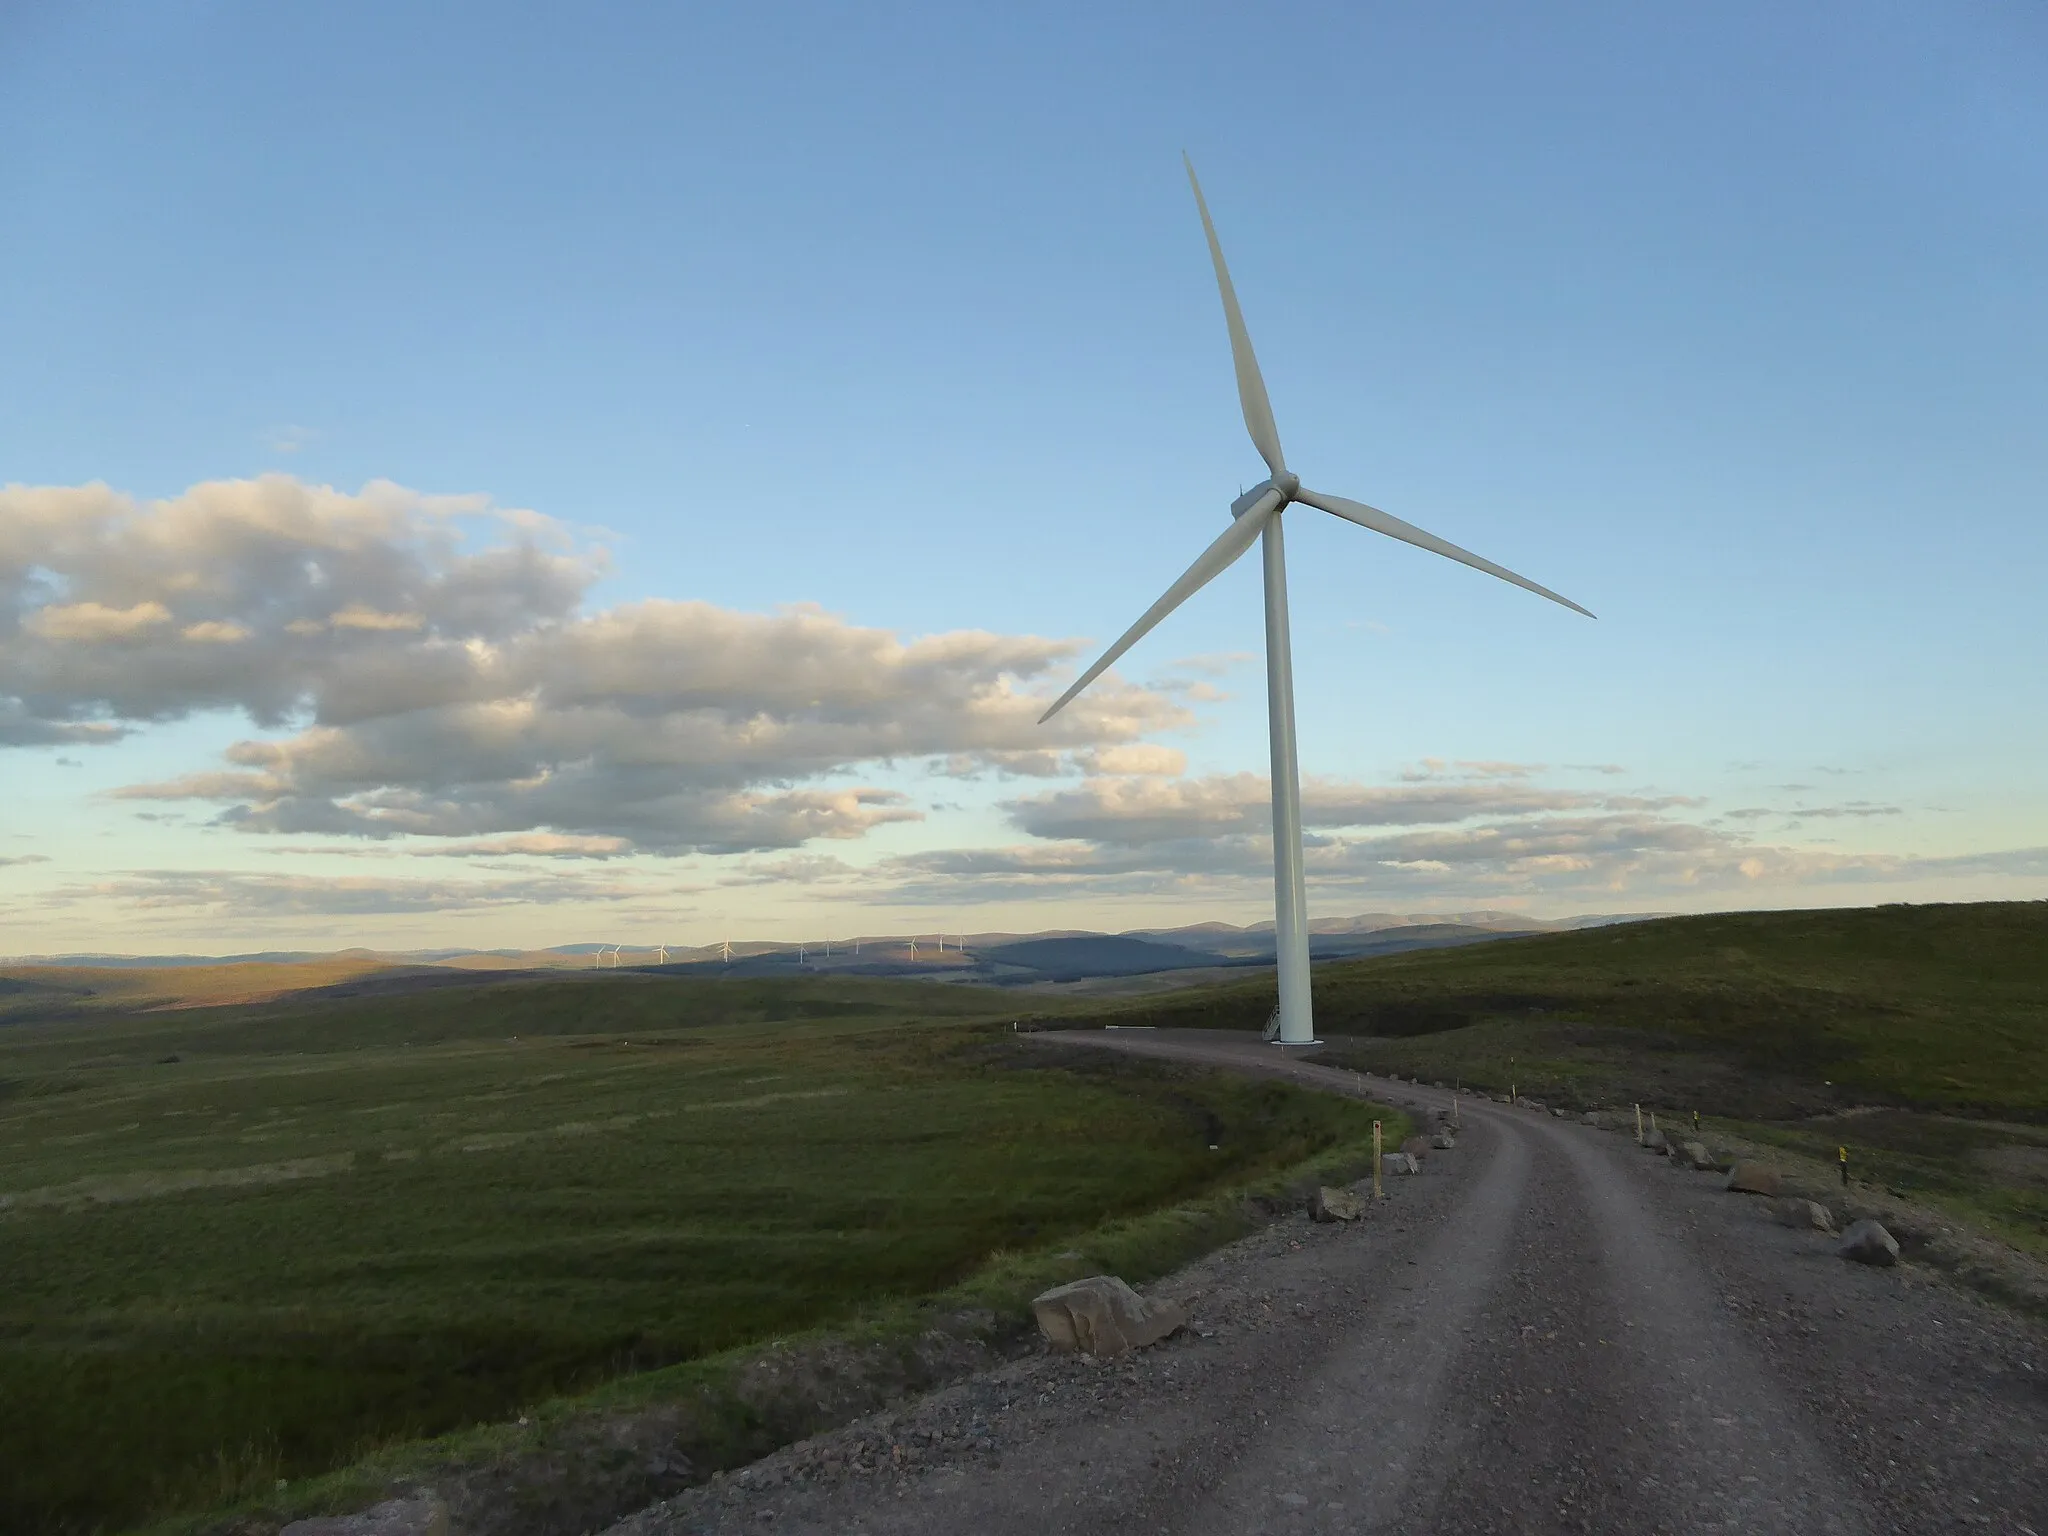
1373, 1120, 1384, 1199
1634, 1103, 1644, 1144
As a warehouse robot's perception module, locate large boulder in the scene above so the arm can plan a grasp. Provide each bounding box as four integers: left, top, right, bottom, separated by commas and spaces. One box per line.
1400, 1136, 1432, 1159
283, 1499, 448, 1536
1678, 1140, 1718, 1171
1430, 1132, 1457, 1151
1031, 1276, 1187, 1356
1771, 1197, 1837, 1234
1381, 1152, 1421, 1176
1724, 1162, 1783, 1196
1643, 1128, 1669, 1154
1837, 1219, 1900, 1267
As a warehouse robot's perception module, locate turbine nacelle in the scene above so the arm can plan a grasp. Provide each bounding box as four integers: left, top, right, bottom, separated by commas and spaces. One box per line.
1230, 473, 1300, 519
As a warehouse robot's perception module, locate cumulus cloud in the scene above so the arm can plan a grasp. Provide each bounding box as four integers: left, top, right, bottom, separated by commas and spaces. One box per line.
6, 476, 1191, 854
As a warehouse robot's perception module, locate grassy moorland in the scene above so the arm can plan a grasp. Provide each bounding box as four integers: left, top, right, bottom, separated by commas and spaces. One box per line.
1082, 901, 2048, 1259
0, 972, 1387, 1536
1088, 902, 2048, 1116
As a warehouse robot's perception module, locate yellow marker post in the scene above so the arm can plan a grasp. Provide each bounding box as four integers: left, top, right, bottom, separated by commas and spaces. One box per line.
1373, 1120, 1384, 1199
1838, 1144, 1849, 1188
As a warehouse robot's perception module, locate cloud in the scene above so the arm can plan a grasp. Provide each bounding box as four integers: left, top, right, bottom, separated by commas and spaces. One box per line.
427, 833, 634, 859
1397, 758, 1547, 781
26, 600, 174, 641
52, 868, 640, 916
8, 477, 1193, 855
1, 476, 594, 730
1004, 772, 1622, 846
0, 854, 52, 867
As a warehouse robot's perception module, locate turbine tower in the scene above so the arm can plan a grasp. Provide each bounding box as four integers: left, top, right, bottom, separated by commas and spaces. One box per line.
1040, 157, 1593, 1046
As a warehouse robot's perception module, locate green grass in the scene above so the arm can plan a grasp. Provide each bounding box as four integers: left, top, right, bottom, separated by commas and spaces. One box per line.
0, 976, 1383, 1535
1086, 901, 2048, 1116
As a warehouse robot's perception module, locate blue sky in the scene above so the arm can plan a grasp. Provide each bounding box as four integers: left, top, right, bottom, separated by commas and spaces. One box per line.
2, 1, 2045, 952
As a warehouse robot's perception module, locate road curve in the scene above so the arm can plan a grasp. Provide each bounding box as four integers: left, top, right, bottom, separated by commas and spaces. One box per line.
612, 1029, 2048, 1536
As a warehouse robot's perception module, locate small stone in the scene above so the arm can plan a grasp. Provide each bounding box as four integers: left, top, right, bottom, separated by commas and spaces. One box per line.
1430, 1132, 1456, 1151
1551, 1107, 1568, 1118
1837, 1219, 1900, 1266
1309, 1185, 1362, 1222
1771, 1197, 1837, 1234
1724, 1162, 1783, 1196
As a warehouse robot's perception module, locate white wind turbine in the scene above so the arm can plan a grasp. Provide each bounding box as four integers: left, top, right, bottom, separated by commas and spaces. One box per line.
1040, 158, 1593, 1046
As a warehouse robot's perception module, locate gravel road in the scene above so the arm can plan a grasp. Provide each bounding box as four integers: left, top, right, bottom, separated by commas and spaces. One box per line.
608, 1030, 2048, 1536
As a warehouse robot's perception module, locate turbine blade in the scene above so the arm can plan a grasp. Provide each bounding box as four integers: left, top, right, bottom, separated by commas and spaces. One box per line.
1040, 491, 1281, 723
1295, 487, 1596, 618
1184, 154, 1286, 478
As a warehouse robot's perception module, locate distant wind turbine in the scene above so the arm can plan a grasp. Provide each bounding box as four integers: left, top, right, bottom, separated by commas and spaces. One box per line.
1039, 157, 1594, 1046
655, 943, 668, 965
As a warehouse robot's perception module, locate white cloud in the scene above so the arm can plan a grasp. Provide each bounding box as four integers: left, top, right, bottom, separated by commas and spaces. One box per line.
7, 476, 1192, 855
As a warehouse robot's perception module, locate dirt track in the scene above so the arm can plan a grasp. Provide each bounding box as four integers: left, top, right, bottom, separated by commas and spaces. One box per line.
609, 1029, 2048, 1535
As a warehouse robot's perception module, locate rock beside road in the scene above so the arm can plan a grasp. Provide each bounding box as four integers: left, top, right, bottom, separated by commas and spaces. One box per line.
1677, 1140, 1718, 1171
1771, 1197, 1837, 1234
1382, 1152, 1421, 1176
1837, 1219, 1901, 1267
1724, 1162, 1783, 1196
1031, 1276, 1186, 1356
1400, 1136, 1432, 1159
1430, 1132, 1457, 1151
1309, 1185, 1363, 1223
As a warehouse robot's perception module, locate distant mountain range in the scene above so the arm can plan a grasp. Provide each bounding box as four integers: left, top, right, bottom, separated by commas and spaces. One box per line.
9, 911, 1658, 986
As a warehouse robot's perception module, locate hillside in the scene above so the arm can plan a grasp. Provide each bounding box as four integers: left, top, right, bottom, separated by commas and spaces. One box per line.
1084, 902, 2048, 1117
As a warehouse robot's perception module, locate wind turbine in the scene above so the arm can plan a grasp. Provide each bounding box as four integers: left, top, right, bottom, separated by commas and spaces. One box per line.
1039, 158, 1593, 1046
655, 943, 668, 965
719, 939, 732, 965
